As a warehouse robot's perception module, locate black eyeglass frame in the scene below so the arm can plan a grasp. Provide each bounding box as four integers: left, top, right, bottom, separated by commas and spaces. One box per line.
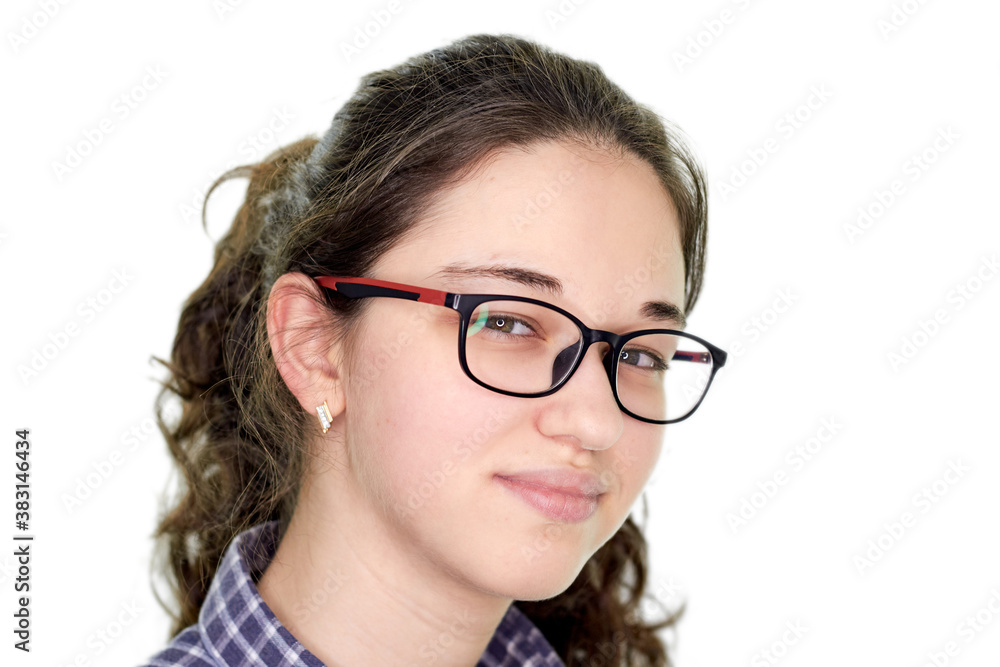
314, 275, 728, 424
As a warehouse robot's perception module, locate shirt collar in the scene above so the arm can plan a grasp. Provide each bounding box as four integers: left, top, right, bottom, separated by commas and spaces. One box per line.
197, 520, 565, 666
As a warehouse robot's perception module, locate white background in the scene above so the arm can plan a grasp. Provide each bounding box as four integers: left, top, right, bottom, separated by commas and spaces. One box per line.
2, 1, 999, 665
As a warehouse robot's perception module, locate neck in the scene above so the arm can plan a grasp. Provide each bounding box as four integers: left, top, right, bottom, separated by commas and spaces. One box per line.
257, 463, 513, 666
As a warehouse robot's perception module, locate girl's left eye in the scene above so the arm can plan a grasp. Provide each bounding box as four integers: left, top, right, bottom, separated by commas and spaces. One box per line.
620, 347, 667, 370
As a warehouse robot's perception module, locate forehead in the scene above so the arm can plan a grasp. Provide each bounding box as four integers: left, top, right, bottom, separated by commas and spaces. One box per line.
374, 140, 686, 323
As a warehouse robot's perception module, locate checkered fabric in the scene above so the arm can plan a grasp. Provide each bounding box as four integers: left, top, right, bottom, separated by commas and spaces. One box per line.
142, 521, 564, 666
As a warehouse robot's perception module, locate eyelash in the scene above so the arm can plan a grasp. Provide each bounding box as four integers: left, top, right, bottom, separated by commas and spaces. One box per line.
620, 346, 668, 371
482, 314, 538, 338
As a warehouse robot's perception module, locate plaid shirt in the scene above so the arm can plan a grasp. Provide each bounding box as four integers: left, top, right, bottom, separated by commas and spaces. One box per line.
142, 521, 565, 666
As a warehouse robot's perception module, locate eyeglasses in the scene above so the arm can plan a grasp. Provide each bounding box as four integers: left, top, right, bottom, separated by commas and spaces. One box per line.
314, 276, 727, 424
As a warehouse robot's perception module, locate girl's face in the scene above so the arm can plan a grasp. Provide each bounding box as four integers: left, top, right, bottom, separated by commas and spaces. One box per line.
338, 140, 685, 600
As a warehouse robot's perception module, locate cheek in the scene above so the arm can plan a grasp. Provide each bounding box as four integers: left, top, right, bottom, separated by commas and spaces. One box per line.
344, 322, 497, 514
606, 429, 664, 509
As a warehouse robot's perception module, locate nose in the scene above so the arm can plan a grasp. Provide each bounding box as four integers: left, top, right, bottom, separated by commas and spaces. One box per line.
538, 342, 624, 451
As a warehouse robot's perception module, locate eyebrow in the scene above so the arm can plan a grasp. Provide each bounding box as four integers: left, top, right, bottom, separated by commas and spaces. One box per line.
430, 263, 687, 330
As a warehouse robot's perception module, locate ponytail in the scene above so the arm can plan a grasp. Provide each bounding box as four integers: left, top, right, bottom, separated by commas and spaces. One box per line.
151, 138, 319, 636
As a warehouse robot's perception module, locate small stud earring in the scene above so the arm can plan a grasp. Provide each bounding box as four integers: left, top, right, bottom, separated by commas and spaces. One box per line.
316, 401, 333, 434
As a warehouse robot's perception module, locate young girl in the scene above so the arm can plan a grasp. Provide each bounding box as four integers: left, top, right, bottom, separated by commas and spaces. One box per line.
143, 33, 725, 667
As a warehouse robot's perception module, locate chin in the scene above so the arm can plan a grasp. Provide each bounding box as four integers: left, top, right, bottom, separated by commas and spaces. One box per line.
482, 539, 594, 602
500, 569, 586, 603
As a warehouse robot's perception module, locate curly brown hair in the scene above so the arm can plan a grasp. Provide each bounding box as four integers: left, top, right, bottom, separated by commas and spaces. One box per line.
151, 33, 706, 666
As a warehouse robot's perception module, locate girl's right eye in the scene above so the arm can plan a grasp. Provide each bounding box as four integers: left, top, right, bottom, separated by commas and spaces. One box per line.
467, 306, 541, 340
484, 314, 535, 336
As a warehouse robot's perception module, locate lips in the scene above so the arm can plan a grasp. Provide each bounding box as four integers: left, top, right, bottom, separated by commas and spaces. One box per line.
494, 468, 607, 523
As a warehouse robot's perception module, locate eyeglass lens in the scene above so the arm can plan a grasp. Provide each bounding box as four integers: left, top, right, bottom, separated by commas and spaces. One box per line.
464, 300, 715, 422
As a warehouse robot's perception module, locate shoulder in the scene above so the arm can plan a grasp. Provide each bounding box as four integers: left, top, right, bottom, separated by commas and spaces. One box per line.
139, 624, 219, 667
139, 521, 285, 667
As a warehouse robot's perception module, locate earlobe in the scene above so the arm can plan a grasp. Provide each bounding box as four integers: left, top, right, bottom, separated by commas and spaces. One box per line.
266, 272, 347, 418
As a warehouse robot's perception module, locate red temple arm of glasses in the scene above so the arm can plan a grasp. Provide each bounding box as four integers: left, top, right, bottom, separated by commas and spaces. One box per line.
673, 350, 712, 364
314, 276, 449, 306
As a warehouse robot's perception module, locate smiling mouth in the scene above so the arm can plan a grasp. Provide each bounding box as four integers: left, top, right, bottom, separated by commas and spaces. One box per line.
494, 475, 602, 523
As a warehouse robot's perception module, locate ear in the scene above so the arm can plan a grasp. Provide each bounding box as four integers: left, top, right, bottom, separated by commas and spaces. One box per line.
266, 272, 347, 420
